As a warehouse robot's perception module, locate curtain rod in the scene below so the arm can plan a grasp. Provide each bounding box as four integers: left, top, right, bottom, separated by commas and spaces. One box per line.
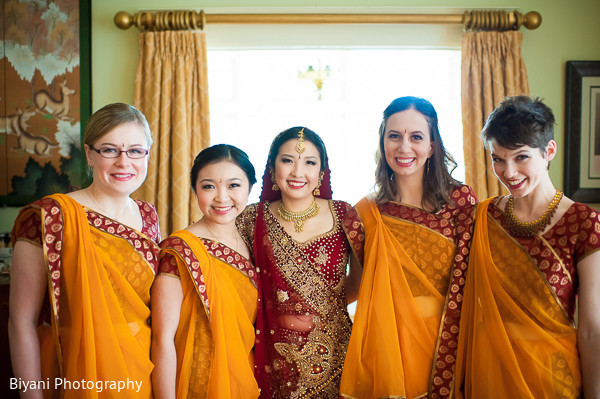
114, 10, 542, 32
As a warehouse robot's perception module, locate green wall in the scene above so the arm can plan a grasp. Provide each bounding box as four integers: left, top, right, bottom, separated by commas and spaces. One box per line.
91, 0, 600, 188
2, 0, 599, 232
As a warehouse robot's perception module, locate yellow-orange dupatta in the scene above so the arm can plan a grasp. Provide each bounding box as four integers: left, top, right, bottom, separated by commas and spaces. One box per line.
455, 198, 580, 398
340, 198, 450, 399
161, 230, 259, 399
43, 194, 155, 398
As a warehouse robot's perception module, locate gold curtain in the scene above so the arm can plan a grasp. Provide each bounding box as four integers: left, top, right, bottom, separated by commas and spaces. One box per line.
133, 31, 209, 236
461, 31, 529, 200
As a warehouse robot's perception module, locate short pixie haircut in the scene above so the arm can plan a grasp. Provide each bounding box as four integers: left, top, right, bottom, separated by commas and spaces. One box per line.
190, 144, 257, 193
481, 95, 555, 153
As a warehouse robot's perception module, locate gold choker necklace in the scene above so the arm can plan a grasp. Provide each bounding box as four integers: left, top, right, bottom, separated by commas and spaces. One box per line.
278, 200, 320, 232
504, 190, 563, 238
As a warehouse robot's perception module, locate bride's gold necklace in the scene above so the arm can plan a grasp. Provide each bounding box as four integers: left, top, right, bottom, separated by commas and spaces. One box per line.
278, 200, 320, 232
504, 189, 563, 238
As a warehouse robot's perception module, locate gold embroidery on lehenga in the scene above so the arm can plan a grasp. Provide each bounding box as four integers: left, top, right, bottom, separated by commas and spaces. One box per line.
265, 201, 352, 398
274, 319, 345, 399
314, 245, 330, 268
278, 289, 290, 302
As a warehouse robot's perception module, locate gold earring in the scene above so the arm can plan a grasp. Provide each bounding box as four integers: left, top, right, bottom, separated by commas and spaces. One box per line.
270, 168, 279, 191
313, 171, 324, 196
426, 158, 430, 174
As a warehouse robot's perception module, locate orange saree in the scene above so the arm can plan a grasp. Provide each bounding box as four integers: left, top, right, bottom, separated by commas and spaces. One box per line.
12, 194, 161, 398
159, 230, 259, 399
455, 198, 593, 398
341, 186, 476, 399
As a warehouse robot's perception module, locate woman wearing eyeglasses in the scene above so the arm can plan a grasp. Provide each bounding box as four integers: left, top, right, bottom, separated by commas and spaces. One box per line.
9, 103, 161, 398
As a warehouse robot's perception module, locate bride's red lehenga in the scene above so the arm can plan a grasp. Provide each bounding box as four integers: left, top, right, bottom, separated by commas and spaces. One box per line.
238, 165, 352, 399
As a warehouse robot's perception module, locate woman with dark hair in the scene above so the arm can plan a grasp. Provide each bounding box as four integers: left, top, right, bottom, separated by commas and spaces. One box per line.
151, 144, 260, 398
340, 96, 477, 398
9, 103, 160, 398
237, 127, 353, 398
455, 96, 600, 398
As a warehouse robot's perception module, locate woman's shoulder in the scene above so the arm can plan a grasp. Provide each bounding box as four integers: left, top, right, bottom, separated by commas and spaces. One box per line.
134, 199, 159, 218
570, 201, 600, 215
236, 202, 261, 246
237, 202, 260, 225
16, 195, 67, 224
448, 184, 478, 206
241, 202, 260, 216
329, 199, 353, 215
554, 201, 600, 259
436, 184, 478, 222
159, 230, 199, 250
28, 194, 65, 211
135, 199, 157, 213
561, 201, 600, 228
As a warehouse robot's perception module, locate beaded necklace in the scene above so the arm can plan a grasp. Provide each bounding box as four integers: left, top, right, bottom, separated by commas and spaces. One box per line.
278, 200, 320, 232
504, 189, 563, 238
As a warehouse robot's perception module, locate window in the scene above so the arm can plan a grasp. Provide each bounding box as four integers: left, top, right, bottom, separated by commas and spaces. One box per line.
208, 48, 463, 204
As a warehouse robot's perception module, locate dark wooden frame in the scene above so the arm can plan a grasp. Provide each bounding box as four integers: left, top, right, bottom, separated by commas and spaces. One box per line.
564, 61, 600, 202
0, 0, 91, 207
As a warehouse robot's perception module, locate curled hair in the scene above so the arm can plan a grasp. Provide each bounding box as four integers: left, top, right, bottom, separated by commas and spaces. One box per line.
84, 103, 152, 147
374, 96, 460, 211
190, 144, 257, 193
266, 126, 328, 173
481, 95, 555, 154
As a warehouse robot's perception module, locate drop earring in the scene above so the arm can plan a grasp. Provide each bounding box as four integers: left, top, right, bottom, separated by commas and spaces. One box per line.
313, 171, 324, 196
270, 168, 279, 191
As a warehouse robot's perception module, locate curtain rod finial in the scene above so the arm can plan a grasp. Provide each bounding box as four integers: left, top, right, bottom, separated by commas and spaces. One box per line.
523, 11, 542, 30
114, 11, 134, 30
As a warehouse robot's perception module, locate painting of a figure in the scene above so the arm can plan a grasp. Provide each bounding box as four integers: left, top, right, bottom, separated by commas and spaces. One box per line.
1, 0, 83, 206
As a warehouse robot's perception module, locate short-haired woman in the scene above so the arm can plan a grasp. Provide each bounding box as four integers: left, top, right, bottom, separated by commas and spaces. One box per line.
455, 96, 600, 398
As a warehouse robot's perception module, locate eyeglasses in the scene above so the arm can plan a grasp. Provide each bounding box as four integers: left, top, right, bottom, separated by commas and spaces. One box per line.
90, 146, 149, 159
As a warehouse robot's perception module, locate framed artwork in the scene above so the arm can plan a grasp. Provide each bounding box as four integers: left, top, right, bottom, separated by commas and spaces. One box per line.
0, 0, 91, 206
564, 61, 600, 202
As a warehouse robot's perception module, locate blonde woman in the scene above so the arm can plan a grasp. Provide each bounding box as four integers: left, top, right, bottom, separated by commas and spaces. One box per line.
10, 103, 160, 398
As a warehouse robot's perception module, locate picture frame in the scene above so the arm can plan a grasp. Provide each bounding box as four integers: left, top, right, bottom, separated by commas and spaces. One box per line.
564, 61, 600, 202
0, 0, 91, 207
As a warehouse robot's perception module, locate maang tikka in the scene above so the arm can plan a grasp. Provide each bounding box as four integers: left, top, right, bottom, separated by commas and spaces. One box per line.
296, 128, 306, 154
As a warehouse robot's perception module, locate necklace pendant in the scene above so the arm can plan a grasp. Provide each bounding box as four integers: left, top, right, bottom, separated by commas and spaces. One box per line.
277, 200, 320, 233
